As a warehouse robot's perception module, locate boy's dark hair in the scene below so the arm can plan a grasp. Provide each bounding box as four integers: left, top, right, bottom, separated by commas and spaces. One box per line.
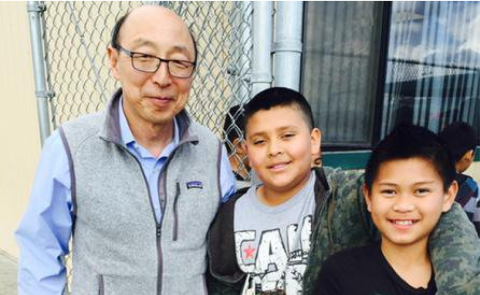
364, 124, 455, 192
110, 8, 198, 63
243, 87, 314, 133
439, 122, 477, 162
223, 105, 245, 154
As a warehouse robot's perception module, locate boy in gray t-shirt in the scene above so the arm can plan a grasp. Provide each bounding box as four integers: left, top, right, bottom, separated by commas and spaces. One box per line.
211, 87, 322, 294
235, 172, 316, 293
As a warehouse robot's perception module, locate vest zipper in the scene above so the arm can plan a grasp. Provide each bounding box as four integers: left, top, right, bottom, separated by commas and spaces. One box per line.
117, 140, 194, 295
118, 146, 163, 295
98, 274, 104, 295
156, 224, 163, 295
172, 182, 181, 241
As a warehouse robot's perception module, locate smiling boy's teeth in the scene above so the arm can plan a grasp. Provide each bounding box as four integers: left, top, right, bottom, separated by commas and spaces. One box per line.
395, 220, 413, 225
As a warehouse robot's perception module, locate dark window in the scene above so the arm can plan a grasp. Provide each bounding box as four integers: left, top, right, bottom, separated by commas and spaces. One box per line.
302, 1, 480, 151
301, 2, 386, 150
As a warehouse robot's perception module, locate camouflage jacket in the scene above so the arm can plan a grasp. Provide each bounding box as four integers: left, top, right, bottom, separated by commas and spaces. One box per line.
207, 167, 480, 295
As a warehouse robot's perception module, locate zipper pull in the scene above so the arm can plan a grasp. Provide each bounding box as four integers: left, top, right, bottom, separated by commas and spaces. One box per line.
156, 226, 162, 237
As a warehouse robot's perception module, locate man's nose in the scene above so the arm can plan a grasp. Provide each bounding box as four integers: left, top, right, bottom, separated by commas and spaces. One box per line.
151, 61, 172, 87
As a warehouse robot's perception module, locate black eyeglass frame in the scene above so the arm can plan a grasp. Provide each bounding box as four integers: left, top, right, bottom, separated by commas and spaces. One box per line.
112, 43, 197, 78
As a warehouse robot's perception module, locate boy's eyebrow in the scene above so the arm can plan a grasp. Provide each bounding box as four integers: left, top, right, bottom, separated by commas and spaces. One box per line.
376, 181, 436, 186
412, 181, 436, 185
376, 182, 398, 187
277, 126, 299, 131
247, 131, 266, 140
247, 126, 299, 139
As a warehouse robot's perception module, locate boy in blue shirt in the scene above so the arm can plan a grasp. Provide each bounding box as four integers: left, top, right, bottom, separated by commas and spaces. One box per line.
439, 122, 479, 235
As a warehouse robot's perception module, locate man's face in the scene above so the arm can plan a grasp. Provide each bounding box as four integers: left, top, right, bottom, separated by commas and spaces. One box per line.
108, 6, 195, 127
245, 106, 321, 198
363, 158, 456, 250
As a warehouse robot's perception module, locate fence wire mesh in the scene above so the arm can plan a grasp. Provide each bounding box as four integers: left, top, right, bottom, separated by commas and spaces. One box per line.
43, 1, 252, 168
40, 2, 253, 290
164, 1, 253, 179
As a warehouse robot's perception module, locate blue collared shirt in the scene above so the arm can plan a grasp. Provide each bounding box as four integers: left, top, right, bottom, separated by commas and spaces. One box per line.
15, 102, 236, 295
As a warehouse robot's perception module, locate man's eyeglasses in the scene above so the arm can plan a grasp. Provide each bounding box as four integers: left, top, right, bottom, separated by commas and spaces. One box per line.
113, 44, 196, 79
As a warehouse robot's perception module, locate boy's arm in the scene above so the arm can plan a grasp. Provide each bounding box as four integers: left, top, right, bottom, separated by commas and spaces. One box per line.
429, 202, 480, 295
303, 169, 377, 295
321, 169, 377, 252
207, 188, 249, 295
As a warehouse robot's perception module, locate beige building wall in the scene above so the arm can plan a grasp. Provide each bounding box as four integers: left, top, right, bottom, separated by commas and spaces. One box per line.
0, 2, 39, 258
466, 161, 480, 183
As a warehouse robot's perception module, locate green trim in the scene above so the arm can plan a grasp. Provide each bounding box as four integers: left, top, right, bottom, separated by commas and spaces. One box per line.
323, 151, 371, 170
324, 146, 480, 170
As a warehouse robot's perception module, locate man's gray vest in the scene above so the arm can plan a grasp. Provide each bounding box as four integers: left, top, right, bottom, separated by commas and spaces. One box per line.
60, 90, 223, 295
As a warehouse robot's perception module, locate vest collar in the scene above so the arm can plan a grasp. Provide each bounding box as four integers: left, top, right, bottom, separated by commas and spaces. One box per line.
99, 88, 199, 146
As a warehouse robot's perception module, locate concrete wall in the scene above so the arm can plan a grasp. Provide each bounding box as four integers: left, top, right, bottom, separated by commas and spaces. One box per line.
0, 2, 40, 258
466, 162, 480, 183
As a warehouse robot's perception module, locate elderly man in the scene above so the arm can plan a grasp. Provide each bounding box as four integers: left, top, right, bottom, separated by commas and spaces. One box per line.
16, 5, 236, 295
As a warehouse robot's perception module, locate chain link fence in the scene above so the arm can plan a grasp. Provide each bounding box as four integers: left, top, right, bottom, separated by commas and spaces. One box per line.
382, 58, 480, 136
39, 2, 254, 289
42, 1, 252, 174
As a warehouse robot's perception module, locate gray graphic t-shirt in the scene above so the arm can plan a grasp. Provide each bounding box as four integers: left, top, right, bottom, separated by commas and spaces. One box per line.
234, 172, 316, 294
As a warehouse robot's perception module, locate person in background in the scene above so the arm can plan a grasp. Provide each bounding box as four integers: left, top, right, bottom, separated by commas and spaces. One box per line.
16, 5, 236, 295
224, 104, 251, 186
439, 122, 479, 236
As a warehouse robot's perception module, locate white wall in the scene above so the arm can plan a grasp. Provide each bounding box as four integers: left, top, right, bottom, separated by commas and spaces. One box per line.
0, 1, 40, 258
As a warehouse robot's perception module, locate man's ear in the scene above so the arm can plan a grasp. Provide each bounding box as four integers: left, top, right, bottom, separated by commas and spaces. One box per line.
362, 184, 372, 212
442, 180, 458, 212
107, 45, 121, 80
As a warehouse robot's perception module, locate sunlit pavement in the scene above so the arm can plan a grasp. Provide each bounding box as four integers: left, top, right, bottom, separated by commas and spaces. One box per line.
0, 250, 16, 295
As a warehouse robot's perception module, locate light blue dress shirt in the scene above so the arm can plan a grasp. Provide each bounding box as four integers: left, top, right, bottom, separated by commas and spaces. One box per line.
15, 101, 236, 295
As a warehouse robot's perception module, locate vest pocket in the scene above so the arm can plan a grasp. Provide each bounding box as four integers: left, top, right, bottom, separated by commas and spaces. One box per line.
172, 176, 214, 245
98, 274, 104, 295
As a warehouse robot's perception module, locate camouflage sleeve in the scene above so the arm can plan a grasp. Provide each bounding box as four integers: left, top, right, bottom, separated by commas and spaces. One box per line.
324, 169, 377, 252
303, 168, 378, 295
429, 202, 480, 295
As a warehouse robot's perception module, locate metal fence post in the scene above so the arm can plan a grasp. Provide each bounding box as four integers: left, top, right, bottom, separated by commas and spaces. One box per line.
251, 1, 273, 96
249, 2, 274, 184
273, 1, 303, 90
27, 1, 53, 145
227, 1, 253, 107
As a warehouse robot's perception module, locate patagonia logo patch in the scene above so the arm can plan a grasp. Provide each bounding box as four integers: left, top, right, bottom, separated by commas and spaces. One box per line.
186, 181, 203, 189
